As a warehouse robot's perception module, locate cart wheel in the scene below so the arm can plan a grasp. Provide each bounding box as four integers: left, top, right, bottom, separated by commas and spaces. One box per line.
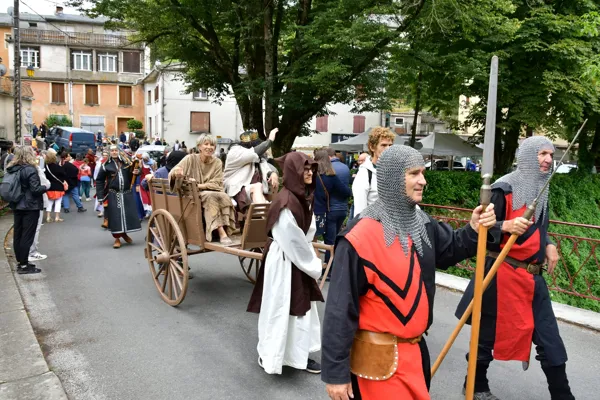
146, 209, 188, 306
238, 248, 263, 284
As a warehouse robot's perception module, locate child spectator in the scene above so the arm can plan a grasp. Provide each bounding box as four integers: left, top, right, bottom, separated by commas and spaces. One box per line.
79, 159, 92, 201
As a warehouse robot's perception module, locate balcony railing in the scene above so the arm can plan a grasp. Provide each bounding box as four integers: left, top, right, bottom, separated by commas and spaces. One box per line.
0, 76, 34, 98
20, 28, 144, 49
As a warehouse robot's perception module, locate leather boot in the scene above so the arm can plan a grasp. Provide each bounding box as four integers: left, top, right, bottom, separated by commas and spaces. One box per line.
101, 218, 108, 229
541, 364, 575, 400
123, 234, 133, 244
113, 239, 121, 249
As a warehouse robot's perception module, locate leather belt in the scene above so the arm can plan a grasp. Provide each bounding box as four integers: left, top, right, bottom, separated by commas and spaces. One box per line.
488, 251, 543, 275
355, 330, 423, 345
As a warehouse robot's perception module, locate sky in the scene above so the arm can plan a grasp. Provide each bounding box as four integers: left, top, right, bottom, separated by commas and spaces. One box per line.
0, 0, 80, 17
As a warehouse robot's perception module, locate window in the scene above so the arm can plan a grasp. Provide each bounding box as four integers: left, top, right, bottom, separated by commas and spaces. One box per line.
51, 83, 65, 104
122, 51, 141, 73
119, 86, 133, 106
85, 85, 99, 105
353, 115, 366, 134
147, 90, 152, 105
316, 116, 328, 133
190, 112, 210, 132
148, 117, 152, 136
154, 86, 159, 102
28, 22, 37, 28
394, 117, 404, 126
193, 90, 208, 100
98, 52, 118, 73
4, 33, 11, 49
72, 50, 92, 71
20, 47, 40, 68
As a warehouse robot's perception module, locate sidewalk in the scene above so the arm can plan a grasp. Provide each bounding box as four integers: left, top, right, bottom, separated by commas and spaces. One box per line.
436, 271, 600, 332
0, 215, 68, 400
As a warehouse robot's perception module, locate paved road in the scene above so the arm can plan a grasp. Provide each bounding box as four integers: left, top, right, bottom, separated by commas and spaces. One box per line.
14, 206, 599, 400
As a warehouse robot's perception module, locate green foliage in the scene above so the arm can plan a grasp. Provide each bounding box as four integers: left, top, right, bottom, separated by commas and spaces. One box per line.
127, 119, 143, 130
74, 0, 428, 154
424, 171, 600, 311
45, 115, 72, 127
134, 130, 145, 139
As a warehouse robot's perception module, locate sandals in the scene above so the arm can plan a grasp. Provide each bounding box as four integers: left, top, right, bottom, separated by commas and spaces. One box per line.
55, 217, 64, 222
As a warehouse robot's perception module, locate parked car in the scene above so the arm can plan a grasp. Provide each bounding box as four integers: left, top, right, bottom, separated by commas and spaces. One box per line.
425, 159, 466, 171
136, 145, 167, 165
45, 127, 96, 155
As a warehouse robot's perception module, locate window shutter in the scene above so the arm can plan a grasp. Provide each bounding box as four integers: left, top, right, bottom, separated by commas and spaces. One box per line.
122, 51, 141, 73
190, 112, 210, 132
353, 115, 366, 133
316, 116, 328, 133
71, 51, 75, 70
119, 86, 132, 106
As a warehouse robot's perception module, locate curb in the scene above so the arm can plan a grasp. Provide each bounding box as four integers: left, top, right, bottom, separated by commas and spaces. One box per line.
0, 215, 69, 400
435, 271, 600, 332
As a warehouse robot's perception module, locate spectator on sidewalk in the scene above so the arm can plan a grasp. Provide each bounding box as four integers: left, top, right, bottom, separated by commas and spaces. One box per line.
7, 146, 48, 274
29, 157, 51, 263
79, 159, 93, 202
60, 152, 87, 214
314, 149, 352, 267
44, 151, 67, 223
351, 127, 395, 217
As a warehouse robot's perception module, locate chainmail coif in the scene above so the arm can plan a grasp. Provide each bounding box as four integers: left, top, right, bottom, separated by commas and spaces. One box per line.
494, 136, 554, 222
360, 145, 432, 256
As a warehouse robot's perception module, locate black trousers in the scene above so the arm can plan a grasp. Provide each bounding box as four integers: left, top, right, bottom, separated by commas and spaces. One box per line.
13, 210, 40, 266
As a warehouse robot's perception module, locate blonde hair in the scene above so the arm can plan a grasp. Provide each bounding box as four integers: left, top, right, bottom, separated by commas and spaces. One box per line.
196, 134, 216, 147
367, 126, 395, 156
45, 151, 58, 164
7, 146, 37, 168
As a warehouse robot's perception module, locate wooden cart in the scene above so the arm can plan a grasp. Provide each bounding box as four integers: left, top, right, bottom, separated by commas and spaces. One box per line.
144, 178, 334, 306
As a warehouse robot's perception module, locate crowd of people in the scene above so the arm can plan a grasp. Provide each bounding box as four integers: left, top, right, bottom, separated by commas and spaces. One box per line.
3, 126, 576, 400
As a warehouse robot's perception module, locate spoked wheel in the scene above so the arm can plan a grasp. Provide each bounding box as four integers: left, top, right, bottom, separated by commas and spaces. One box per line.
238, 248, 263, 284
146, 209, 189, 306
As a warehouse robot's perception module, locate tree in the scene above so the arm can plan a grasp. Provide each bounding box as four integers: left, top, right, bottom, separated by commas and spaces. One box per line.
387, 1, 600, 174
45, 115, 72, 127
127, 119, 143, 130
75, 0, 427, 154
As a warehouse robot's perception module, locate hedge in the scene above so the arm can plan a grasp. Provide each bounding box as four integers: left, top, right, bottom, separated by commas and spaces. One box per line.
422, 170, 600, 312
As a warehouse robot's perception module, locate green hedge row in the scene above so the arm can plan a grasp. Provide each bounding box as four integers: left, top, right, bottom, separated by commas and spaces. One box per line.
423, 171, 600, 312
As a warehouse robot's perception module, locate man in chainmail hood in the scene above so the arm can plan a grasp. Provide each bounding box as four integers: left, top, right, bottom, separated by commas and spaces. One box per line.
455, 136, 575, 400
321, 145, 498, 400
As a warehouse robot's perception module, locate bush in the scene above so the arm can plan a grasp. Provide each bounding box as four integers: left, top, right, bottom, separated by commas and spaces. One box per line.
134, 130, 145, 139
422, 170, 600, 312
45, 115, 72, 127
127, 119, 143, 130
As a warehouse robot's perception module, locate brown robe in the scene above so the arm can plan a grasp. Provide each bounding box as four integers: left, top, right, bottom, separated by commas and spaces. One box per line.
247, 152, 324, 316
168, 154, 236, 241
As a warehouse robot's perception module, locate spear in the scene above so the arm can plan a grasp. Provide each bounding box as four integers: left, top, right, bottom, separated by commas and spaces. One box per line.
431, 118, 588, 379
460, 55, 499, 400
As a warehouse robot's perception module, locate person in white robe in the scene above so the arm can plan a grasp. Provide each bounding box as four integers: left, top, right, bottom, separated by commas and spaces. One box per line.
247, 151, 324, 375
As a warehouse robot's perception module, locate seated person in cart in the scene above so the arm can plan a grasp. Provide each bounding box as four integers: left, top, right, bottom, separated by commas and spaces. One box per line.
223, 128, 280, 217
169, 134, 237, 245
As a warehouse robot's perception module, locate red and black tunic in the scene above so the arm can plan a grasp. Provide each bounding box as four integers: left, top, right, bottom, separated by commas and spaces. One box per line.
322, 214, 490, 399
455, 184, 568, 367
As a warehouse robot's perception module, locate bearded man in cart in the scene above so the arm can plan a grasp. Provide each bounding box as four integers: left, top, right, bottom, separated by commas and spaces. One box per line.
223, 128, 279, 221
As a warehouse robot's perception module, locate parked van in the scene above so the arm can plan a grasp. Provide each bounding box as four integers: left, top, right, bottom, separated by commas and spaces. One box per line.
45, 127, 96, 155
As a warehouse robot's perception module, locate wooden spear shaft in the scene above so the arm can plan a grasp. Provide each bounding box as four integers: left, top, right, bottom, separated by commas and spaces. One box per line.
464, 175, 492, 400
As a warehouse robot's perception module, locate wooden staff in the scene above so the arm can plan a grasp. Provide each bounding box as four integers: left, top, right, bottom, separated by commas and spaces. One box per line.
432, 118, 588, 379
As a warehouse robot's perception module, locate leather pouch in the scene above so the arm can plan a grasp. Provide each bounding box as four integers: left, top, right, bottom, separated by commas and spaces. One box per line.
350, 330, 398, 381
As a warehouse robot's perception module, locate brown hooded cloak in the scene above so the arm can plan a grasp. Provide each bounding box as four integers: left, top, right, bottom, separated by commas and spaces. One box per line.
247, 152, 324, 316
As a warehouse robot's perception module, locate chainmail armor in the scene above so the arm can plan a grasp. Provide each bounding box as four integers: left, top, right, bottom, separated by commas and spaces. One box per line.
360, 145, 432, 256
494, 136, 554, 222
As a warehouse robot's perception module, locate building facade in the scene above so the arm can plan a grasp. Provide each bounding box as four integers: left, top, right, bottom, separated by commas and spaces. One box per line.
142, 64, 242, 147
3, 7, 146, 138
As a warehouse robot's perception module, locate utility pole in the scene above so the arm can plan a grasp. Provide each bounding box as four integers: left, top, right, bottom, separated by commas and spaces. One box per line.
13, 0, 21, 144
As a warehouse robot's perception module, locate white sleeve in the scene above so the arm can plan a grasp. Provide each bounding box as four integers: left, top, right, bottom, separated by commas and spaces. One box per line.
352, 167, 369, 215
271, 208, 323, 280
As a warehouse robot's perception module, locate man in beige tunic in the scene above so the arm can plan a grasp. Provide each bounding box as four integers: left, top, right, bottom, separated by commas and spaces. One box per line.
169, 134, 237, 245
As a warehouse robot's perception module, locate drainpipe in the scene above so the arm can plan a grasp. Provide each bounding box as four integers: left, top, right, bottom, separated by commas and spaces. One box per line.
68, 81, 73, 122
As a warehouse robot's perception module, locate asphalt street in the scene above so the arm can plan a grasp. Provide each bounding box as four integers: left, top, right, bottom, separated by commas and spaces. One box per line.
13, 204, 599, 400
